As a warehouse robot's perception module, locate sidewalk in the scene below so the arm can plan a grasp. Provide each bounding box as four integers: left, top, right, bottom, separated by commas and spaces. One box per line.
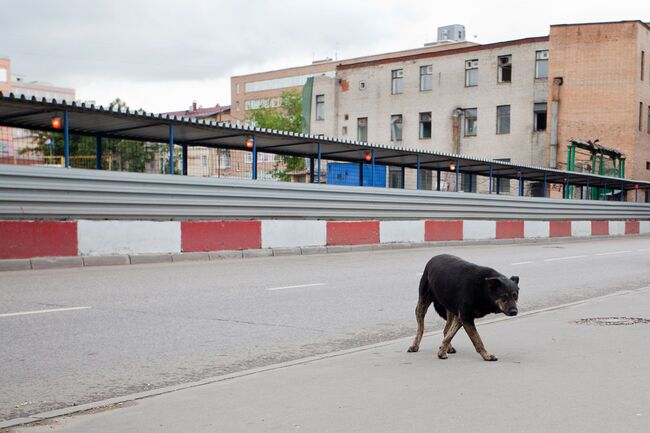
7, 288, 650, 433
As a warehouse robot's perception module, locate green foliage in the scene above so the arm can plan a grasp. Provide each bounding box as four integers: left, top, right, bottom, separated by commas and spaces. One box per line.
23, 98, 162, 172
247, 90, 305, 181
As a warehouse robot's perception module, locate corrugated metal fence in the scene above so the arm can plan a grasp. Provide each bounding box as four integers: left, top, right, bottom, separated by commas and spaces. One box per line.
1, 165, 649, 221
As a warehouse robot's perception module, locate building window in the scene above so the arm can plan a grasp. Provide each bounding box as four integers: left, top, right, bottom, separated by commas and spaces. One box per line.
464, 108, 477, 136
640, 102, 644, 131
359, 80, 367, 90
498, 55, 512, 83
315, 94, 325, 120
465, 60, 478, 87
534, 103, 547, 131
420, 65, 432, 91
357, 117, 368, 142
496, 105, 510, 134
419, 112, 432, 139
0, 68, 6, 82
236, 83, 240, 94
646, 161, 650, 170
342, 126, 348, 135
0, 142, 8, 154
391, 114, 403, 141
391, 69, 403, 94
535, 50, 549, 79
642, 51, 645, 81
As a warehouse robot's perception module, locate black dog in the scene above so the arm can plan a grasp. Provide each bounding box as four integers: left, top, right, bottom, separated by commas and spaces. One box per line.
407, 254, 520, 361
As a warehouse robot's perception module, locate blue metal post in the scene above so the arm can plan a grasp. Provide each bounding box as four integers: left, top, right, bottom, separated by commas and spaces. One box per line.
543, 173, 547, 198
496, 177, 500, 195
518, 173, 523, 196
455, 160, 459, 192
401, 167, 406, 189
317, 143, 321, 183
416, 155, 421, 190
468, 173, 473, 193
63, 110, 70, 168
252, 135, 257, 180
168, 124, 174, 175
436, 170, 441, 191
182, 144, 188, 176
488, 166, 493, 194
359, 162, 364, 186
95, 136, 102, 170
309, 157, 315, 183
371, 150, 376, 187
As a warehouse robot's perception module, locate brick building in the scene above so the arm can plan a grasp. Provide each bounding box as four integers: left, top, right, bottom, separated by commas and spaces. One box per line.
231, 21, 650, 198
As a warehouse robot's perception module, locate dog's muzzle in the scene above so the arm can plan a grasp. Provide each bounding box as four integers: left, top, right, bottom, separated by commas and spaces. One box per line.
507, 308, 518, 316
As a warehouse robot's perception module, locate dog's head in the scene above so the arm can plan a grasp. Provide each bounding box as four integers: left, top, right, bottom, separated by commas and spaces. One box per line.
485, 276, 520, 316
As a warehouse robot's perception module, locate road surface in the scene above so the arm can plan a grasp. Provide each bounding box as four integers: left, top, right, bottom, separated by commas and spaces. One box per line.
2, 236, 650, 422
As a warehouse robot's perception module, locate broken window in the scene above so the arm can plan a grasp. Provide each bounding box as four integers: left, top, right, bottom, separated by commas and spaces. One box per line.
465, 59, 478, 87
357, 117, 368, 142
535, 50, 548, 79
391, 69, 403, 94
391, 114, 403, 141
419, 112, 432, 139
420, 65, 432, 91
315, 94, 325, 120
498, 55, 512, 83
534, 102, 547, 131
496, 105, 510, 134
464, 108, 477, 136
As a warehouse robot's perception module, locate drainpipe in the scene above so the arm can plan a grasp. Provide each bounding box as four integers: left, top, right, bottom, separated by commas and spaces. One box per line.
549, 77, 563, 168
452, 108, 463, 154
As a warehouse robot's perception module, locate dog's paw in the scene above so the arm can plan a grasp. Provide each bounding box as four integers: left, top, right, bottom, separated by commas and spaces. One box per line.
482, 353, 498, 361
447, 346, 456, 354
437, 349, 448, 359
407, 345, 419, 353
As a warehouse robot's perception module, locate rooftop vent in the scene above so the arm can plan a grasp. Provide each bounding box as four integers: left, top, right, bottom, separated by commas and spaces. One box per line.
437, 24, 466, 43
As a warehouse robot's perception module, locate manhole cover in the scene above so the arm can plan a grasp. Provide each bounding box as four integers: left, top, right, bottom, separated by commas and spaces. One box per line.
573, 317, 650, 326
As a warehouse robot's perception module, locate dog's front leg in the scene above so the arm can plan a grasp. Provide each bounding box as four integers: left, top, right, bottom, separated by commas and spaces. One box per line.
462, 320, 498, 361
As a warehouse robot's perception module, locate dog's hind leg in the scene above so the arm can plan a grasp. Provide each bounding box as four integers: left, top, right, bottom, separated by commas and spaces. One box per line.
461, 319, 498, 361
407, 296, 431, 352
437, 314, 462, 359
442, 314, 457, 354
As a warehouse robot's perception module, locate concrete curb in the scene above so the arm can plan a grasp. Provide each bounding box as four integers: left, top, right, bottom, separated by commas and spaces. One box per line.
1, 234, 649, 273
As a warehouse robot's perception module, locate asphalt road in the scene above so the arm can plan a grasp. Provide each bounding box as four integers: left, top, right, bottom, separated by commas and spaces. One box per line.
2, 236, 650, 422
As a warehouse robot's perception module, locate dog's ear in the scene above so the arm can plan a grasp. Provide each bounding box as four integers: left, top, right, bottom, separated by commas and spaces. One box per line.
510, 276, 520, 285
485, 277, 501, 289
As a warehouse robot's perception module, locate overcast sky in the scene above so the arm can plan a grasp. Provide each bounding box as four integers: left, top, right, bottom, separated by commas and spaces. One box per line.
0, 0, 645, 113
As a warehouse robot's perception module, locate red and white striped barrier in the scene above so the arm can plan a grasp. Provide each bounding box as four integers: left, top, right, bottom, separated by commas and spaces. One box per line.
0, 219, 648, 261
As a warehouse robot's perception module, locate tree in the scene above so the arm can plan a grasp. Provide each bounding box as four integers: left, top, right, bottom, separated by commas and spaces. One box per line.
247, 90, 305, 181
22, 98, 162, 172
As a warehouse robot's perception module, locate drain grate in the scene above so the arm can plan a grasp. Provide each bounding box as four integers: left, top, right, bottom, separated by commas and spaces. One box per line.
573, 317, 650, 326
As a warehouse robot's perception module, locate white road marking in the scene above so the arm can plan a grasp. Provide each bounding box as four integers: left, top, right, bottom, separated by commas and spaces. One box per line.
595, 250, 633, 256
511, 261, 533, 266
267, 283, 326, 291
543, 255, 587, 262
0, 306, 91, 318
638, 248, 650, 252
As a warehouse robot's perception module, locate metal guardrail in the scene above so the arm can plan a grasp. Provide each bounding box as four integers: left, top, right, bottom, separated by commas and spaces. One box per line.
1, 165, 649, 221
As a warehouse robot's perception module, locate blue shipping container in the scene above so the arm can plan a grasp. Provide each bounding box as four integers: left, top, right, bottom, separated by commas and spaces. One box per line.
327, 163, 386, 187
